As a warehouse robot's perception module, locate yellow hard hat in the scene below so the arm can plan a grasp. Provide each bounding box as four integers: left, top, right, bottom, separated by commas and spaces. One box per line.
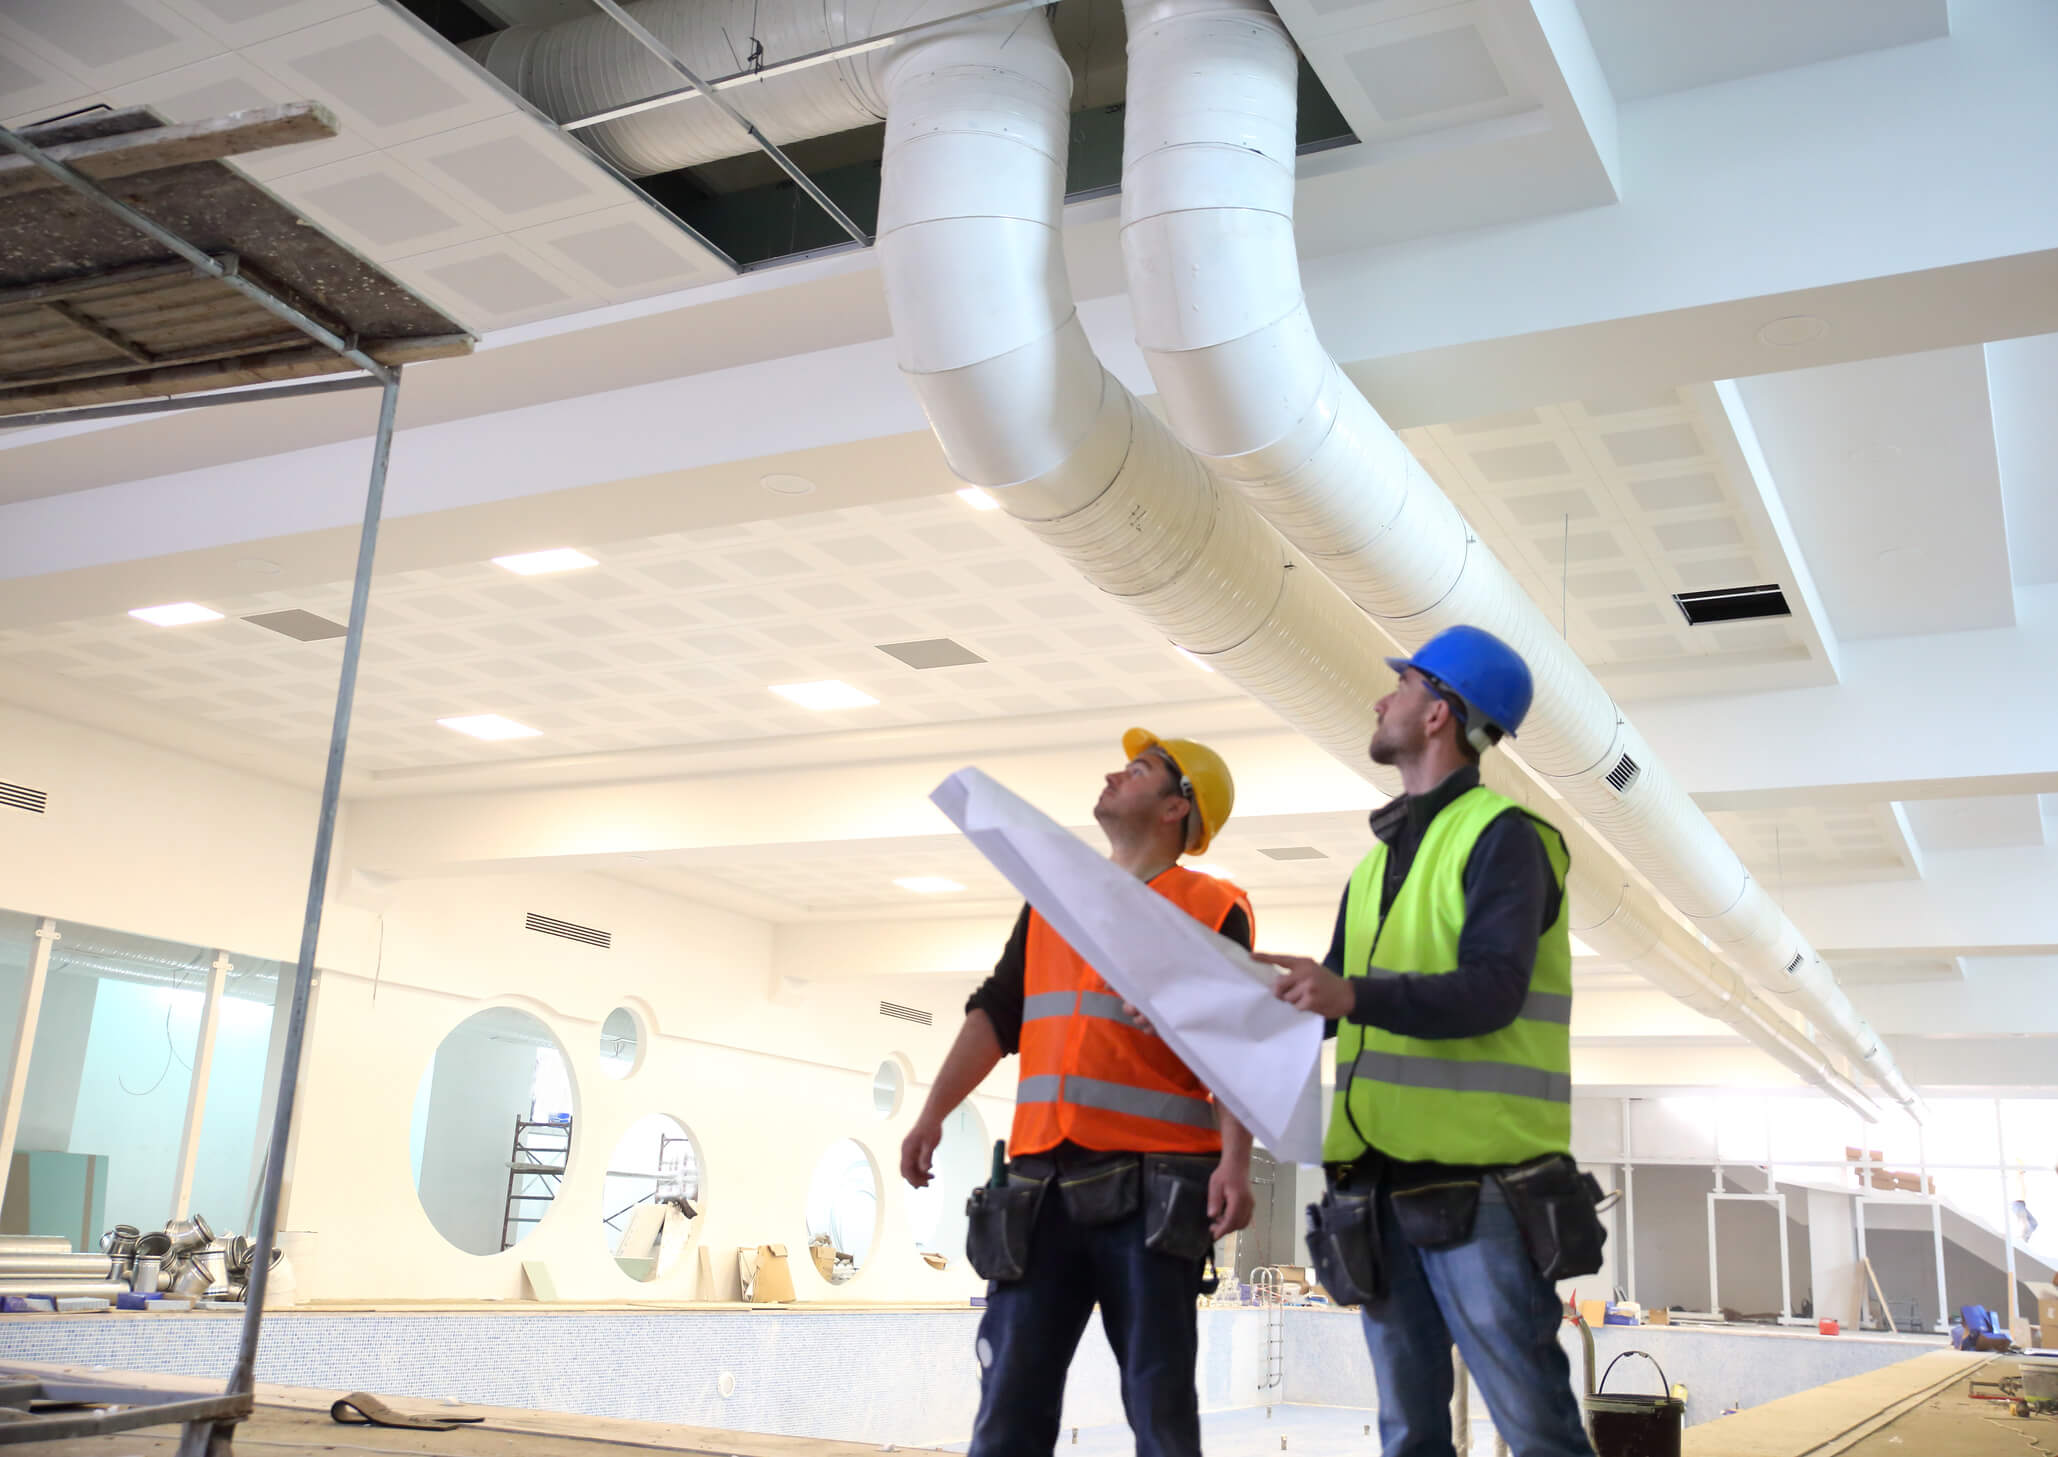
1122, 728, 1235, 855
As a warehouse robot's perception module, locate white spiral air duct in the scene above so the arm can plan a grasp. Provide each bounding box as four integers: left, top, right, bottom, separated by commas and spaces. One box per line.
475, 0, 1887, 1117
1115, 0, 1915, 1113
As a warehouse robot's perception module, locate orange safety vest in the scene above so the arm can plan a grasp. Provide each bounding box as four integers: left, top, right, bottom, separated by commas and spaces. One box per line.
1009, 866, 1253, 1157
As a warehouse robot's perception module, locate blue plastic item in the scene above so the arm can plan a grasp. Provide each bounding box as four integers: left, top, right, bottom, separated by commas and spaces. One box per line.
1384, 626, 1535, 741
0, 1295, 55, 1312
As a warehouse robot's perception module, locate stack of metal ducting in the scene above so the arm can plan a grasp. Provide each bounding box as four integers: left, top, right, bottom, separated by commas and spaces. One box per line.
0, 1214, 278, 1306
0, 1234, 128, 1301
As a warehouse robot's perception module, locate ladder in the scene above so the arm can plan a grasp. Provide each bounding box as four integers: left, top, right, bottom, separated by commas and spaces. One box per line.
500, 1115, 571, 1251
1254, 1266, 1285, 1398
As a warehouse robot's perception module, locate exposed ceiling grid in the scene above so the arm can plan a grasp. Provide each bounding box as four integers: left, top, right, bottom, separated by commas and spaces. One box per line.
0, 0, 730, 333
0, 497, 1241, 773
1400, 390, 1807, 674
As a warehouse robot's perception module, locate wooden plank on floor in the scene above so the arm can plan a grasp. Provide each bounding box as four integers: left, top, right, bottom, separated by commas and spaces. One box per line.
0, 105, 336, 200
1682, 1350, 1994, 1456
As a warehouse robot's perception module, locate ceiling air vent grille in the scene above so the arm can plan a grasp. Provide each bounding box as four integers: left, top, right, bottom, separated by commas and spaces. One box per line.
1604, 754, 1641, 795
880, 1000, 932, 1027
1785, 952, 1806, 975
1673, 584, 1791, 627
1, 781, 47, 814
525, 913, 610, 949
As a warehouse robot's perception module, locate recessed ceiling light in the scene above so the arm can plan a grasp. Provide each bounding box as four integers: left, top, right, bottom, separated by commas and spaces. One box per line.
760, 473, 818, 496
492, 547, 597, 576
438, 713, 542, 741
770, 680, 878, 711
895, 876, 965, 894
956, 486, 1000, 511
1175, 646, 1215, 673
1756, 315, 1828, 349
129, 602, 224, 627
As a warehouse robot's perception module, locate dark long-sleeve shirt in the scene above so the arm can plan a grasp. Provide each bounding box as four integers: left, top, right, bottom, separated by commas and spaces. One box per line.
968, 898, 1253, 1055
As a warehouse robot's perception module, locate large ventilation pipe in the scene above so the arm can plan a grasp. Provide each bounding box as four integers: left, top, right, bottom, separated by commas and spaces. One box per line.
480, 0, 1888, 1116
1116, 0, 1915, 1112
869, 10, 1879, 1119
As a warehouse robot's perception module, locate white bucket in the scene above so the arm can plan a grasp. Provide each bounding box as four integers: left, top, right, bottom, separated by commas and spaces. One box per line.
2021, 1356, 2058, 1402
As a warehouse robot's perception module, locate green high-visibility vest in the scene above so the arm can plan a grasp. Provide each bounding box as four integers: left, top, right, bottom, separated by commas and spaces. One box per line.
1324, 784, 1574, 1167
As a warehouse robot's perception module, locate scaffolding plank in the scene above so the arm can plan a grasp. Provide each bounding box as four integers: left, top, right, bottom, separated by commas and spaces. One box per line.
0, 104, 335, 201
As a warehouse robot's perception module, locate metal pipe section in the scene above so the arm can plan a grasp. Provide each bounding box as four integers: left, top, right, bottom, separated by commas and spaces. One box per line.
0, 1237, 71, 1254
0, 1256, 122, 1277
0, 1281, 128, 1299
1113, 0, 1916, 1112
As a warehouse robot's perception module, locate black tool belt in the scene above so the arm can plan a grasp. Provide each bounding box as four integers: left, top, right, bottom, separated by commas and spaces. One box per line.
1491, 1152, 1608, 1283
965, 1149, 1221, 1282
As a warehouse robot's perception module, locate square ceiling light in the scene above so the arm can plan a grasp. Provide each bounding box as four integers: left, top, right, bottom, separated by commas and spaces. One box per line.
129, 602, 224, 627
492, 547, 597, 575
956, 486, 1000, 511
770, 680, 878, 711
438, 713, 542, 740
895, 876, 964, 894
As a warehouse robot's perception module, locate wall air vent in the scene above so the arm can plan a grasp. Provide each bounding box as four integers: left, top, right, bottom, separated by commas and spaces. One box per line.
880, 1000, 933, 1027
1673, 584, 1791, 627
1, 781, 47, 814
525, 913, 610, 949
1604, 754, 1641, 794
1785, 952, 1806, 975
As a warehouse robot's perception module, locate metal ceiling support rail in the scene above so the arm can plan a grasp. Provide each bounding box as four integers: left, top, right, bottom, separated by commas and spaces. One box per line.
0, 374, 383, 431
562, 0, 1051, 132
583, 0, 872, 246
0, 124, 394, 387
0, 122, 401, 1457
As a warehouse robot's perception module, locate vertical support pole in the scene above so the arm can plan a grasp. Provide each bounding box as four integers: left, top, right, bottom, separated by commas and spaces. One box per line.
1998, 1102, 2020, 1329
0, 919, 58, 1213
1621, 1100, 1636, 1306
169, 952, 230, 1221
1930, 1198, 1948, 1334
1854, 1201, 1871, 1328
1706, 1188, 1720, 1317
223, 369, 400, 1400
1776, 1193, 1792, 1321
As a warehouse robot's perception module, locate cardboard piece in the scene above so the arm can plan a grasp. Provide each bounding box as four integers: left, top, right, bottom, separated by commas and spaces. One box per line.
520, 1259, 560, 1302
1579, 1298, 1607, 1327
742, 1243, 794, 1303
1648, 1308, 1670, 1326
2028, 1282, 2058, 1337
615, 1204, 665, 1261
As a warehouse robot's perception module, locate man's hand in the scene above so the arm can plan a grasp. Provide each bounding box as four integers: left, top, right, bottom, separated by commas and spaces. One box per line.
1259, 952, 1356, 1021
1208, 1159, 1255, 1240
1121, 1001, 1158, 1037
900, 1118, 943, 1189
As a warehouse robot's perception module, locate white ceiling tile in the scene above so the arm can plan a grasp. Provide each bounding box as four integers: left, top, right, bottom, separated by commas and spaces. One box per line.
385, 236, 596, 332
160, 0, 377, 50
274, 153, 495, 256
515, 203, 731, 300
245, 7, 508, 149
391, 112, 624, 229
0, 0, 218, 89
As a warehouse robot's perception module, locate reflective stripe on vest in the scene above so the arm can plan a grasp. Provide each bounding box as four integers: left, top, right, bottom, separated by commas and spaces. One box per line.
1009, 864, 1250, 1157
1337, 1050, 1572, 1105
1325, 784, 1574, 1168
1022, 990, 1135, 1026
1016, 1072, 1216, 1131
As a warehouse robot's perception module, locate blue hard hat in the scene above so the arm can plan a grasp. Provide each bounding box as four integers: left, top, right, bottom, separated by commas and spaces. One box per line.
1384, 626, 1534, 742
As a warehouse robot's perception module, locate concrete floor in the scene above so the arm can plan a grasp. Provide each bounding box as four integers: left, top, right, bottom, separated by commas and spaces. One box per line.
943, 1403, 1506, 1456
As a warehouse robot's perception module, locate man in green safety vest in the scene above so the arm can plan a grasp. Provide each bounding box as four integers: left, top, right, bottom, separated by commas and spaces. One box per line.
1262, 625, 1602, 1457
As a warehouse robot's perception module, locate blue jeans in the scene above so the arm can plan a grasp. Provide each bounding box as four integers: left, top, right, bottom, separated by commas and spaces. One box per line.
1358, 1179, 1593, 1457
966, 1180, 1205, 1457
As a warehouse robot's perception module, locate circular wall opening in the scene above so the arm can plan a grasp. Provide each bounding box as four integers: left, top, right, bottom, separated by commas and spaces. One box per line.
410, 1007, 573, 1256
803, 1139, 880, 1285
907, 1101, 987, 1270
872, 1057, 906, 1119
599, 1006, 642, 1080
602, 1112, 702, 1282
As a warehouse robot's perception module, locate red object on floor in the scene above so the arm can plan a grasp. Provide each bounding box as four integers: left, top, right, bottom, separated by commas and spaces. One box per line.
1819, 1319, 1840, 1335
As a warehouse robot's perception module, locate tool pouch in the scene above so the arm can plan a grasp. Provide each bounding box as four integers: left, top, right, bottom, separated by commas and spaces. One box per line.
1305, 1187, 1383, 1306
1388, 1178, 1483, 1251
1057, 1152, 1141, 1227
965, 1168, 1050, 1283
1493, 1153, 1607, 1282
1141, 1154, 1219, 1261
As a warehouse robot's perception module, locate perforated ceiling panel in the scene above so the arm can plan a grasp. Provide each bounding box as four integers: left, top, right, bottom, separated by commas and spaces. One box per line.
0, 0, 730, 330
1400, 389, 1811, 675
0, 495, 1240, 773
1705, 803, 1920, 888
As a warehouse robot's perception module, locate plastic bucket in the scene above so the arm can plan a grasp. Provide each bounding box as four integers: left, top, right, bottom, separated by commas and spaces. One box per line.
1584, 1351, 1684, 1457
